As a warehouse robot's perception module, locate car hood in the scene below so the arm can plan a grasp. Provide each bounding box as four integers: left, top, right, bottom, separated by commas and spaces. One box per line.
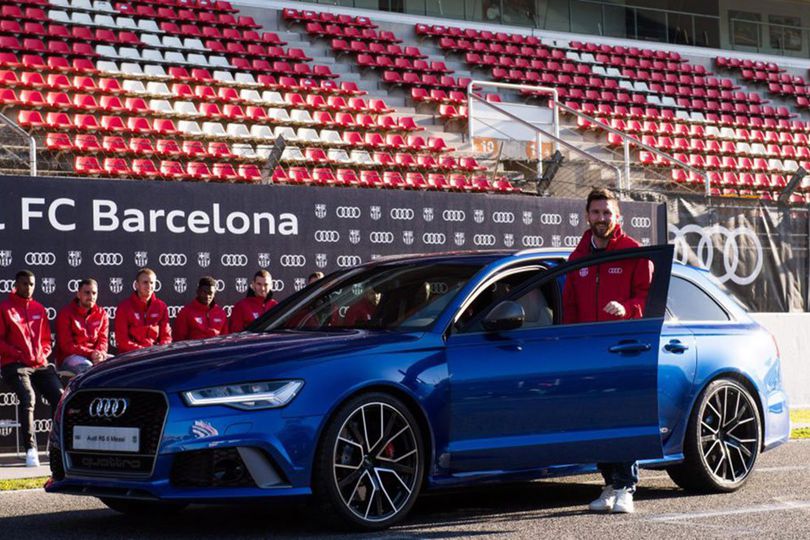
74, 330, 424, 392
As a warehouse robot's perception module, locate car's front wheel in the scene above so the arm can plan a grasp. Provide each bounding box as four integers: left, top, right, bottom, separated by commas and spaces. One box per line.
313, 392, 424, 531
99, 497, 187, 517
667, 378, 762, 492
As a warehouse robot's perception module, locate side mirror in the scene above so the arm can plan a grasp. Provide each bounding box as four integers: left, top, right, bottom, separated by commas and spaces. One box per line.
482, 301, 525, 332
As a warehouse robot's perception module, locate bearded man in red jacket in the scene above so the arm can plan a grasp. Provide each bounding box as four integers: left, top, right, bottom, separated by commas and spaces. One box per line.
0, 270, 63, 467
562, 188, 652, 515
173, 276, 228, 341
114, 268, 171, 353
56, 278, 109, 375
229, 270, 278, 332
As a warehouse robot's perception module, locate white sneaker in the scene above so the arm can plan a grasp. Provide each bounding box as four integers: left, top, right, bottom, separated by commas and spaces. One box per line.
588, 485, 616, 512
25, 448, 40, 468
612, 488, 635, 513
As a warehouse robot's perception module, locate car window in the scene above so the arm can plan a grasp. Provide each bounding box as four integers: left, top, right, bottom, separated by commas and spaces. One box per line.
455, 267, 543, 331
667, 276, 729, 322
265, 263, 483, 331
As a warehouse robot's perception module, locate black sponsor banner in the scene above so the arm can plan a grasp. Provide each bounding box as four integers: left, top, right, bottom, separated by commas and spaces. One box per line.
668, 196, 809, 312
0, 175, 661, 453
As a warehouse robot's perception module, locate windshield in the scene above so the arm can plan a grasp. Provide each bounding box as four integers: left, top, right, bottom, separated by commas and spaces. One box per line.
257, 262, 484, 331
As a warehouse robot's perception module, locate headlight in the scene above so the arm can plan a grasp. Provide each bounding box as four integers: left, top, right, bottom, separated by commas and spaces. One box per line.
182, 380, 304, 410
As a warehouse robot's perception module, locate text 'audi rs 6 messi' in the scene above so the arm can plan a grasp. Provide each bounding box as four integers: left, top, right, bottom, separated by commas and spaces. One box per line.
45, 247, 790, 530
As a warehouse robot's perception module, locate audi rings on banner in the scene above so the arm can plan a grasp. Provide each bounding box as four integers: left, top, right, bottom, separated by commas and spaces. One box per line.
473, 234, 496, 247
540, 213, 562, 225
158, 253, 188, 267
369, 231, 395, 244
442, 210, 466, 222
668, 224, 763, 286
563, 236, 580, 247
314, 230, 340, 243
92, 252, 123, 266
45, 307, 57, 321
336, 255, 362, 267
631, 216, 652, 229
279, 254, 307, 267
336, 206, 361, 219
522, 235, 545, 247
491, 211, 515, 224
0, 279, 14, 293
390, 208, 415, 220
422, 233, 446, 245
24, 252, 56, 266
220, 254, 248, 267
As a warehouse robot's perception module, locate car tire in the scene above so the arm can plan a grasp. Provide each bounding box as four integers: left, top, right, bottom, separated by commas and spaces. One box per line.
667, 378, 761, 493
313, 392, 425, 531
99, 497, 188, 517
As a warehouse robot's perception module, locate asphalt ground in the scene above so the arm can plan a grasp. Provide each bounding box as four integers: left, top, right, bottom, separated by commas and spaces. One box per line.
2, 440, 809, 539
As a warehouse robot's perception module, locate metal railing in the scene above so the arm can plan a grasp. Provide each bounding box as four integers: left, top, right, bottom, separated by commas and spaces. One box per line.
0, 113, 37, 176
467, 86, 623, 192
466, 80, 709, 196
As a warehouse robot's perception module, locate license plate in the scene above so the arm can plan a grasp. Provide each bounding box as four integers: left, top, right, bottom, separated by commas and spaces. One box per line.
73, 426, 140, 452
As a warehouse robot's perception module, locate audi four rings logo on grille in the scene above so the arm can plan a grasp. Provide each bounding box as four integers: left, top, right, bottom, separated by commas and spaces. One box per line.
0, 279, 14, 293
540, 213, 563, 225
158, 253, 188, 266
522, 235, 545, 247
314, 230, 340, 243
336, 255, 362, 267
279, 254, 307, 267
473, 234, 497, 246
88, 397, 129, 418
442, 210, 466, 222
336, 206, 361, 219
563, 236, 580, 247
369, 231, 395, 244
24, 252, 56, 265
220, 254, 248, 266
422, 233, 446, 245
93, 252, 124, 266
491, 212, 515, 224
631, 216, 652, 228
390, 208, 415, 220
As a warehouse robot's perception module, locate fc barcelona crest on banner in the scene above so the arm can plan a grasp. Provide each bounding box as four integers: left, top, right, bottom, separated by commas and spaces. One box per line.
67, 250, 82, 267
197, 252, 211, 268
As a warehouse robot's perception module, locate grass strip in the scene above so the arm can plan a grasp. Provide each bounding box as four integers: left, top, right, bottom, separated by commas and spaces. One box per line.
791, 427, 810, 439
790, 409, 810, 425
0, 476, 48, 491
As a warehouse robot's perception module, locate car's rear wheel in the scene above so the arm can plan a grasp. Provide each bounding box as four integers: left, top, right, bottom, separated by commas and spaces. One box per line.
99, 497, 187, 517
667, 378, 761, 493
313, 392, 424, 531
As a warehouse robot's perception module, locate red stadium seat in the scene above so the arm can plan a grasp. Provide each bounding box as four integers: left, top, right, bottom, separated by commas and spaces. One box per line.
103, 157, 132, 177
75, 156, 102, 176
160, 161, 186, 181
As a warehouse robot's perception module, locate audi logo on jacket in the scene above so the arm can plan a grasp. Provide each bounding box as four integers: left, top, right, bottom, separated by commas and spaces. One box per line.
0, 292, 52, 368
173, 299, 229, 341
562, 224, 652, 324
114, 293, 171, 353
229, 296, 278, 333
55, 299, 109, 367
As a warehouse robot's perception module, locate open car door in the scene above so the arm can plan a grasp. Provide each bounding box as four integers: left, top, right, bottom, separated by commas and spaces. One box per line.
445, 245, 673, 473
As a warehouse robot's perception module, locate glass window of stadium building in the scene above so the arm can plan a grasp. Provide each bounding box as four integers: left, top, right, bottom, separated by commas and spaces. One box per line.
298, 0, 810, 57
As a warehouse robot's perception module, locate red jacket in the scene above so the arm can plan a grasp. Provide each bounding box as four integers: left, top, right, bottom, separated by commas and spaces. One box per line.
173, 299, 229, 341
562, 224, 652, 324
229, 296, 278, 332
55, 299, 109, 366
0, 292, 52, 368
114, 293, 171, 353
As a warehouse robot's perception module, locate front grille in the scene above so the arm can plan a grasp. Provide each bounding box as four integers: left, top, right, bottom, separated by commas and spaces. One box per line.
62, 389, 168, 477
170, 448, 256, 488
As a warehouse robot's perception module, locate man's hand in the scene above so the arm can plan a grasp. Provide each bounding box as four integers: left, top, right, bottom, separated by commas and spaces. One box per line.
603, 301, 626, 318
90, 350, 106, 364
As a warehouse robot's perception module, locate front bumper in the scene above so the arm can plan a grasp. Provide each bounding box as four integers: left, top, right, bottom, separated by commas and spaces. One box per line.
46, 390, 323, 502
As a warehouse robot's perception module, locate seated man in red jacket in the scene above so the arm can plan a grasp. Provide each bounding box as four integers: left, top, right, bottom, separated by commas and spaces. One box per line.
229, 270, 278, 332
114, 268, 171, 353
173, 276, 228, 341
0, 270, 63, 467
56, 278, 109, 375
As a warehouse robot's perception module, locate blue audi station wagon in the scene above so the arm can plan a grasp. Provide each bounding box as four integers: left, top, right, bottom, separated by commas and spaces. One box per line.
46, 246, 790, 530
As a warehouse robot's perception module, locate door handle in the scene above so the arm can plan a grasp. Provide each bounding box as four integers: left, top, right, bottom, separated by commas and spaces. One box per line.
664, 339, 689, 354
608, 341, 651, 354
